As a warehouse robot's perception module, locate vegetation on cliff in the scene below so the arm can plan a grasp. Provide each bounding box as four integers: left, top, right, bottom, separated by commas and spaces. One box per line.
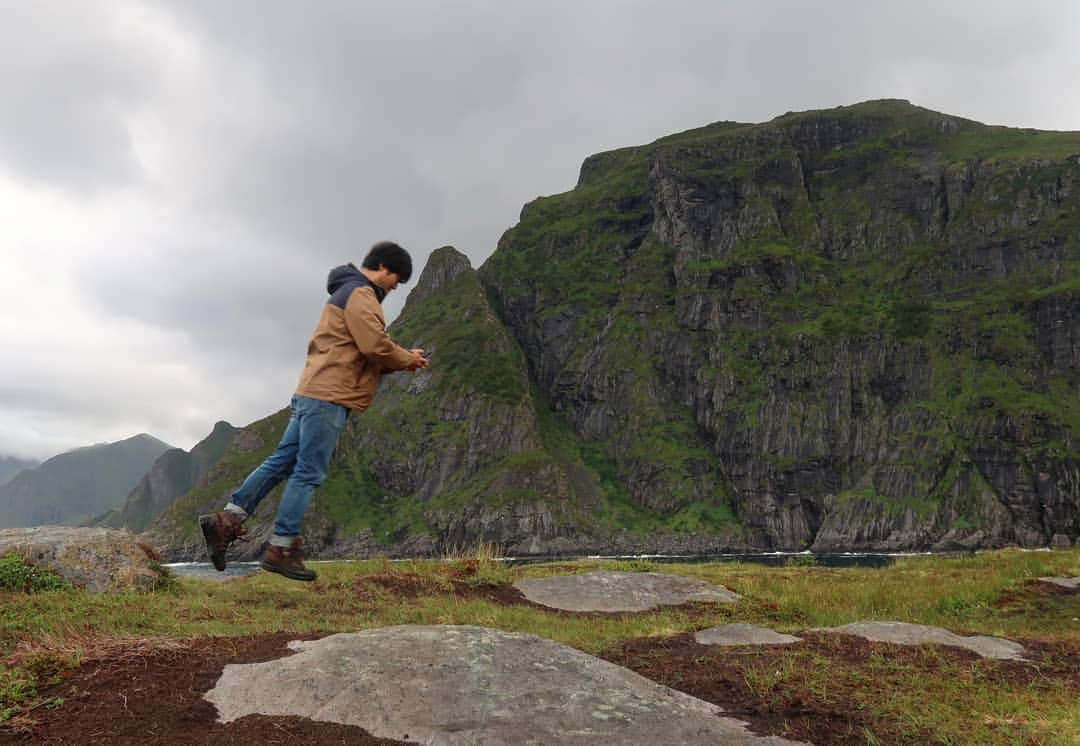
482, 98, 1079, 552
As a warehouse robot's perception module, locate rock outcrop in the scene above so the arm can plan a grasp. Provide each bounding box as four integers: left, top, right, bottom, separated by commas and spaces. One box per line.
205, 626, 804, 745
0, 526, 165, 592
695, 624, 801, 646
816, 621, 1026, 660
513, 571, 741, 612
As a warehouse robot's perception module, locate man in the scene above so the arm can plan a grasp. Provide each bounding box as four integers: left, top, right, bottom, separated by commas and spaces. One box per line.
199, 241, 428, 581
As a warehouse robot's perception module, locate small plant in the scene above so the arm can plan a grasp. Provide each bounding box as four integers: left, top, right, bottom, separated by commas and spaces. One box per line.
0, 665, 37, 722
147, 561, 180, 593
608, 559, 659, 573
741, 657, 798, 698
442, 541, 505, 563
0, 652, 76, 723
0, 554, 71, 593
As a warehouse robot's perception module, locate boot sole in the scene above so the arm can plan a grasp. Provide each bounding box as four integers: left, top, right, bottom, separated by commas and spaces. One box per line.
260, 559, 317, 582
198, 514, 227, 572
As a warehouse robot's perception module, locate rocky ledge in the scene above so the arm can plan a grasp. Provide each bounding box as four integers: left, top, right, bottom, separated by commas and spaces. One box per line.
0, 526, 166, 593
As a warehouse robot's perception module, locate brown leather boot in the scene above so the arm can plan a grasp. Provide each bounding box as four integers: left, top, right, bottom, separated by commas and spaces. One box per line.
198, 511, 247, 571
260, 537, 317, 582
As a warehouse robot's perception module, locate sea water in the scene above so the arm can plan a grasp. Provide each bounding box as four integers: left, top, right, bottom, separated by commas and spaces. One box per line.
166, 551, 947, 579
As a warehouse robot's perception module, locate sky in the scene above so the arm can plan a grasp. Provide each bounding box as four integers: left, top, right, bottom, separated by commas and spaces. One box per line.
1, 0, 1078, 460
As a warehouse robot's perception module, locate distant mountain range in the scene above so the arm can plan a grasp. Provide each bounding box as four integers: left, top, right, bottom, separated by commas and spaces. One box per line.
94, 421, 238, 533
0, 435, 173, 528
0, 456, 39, 487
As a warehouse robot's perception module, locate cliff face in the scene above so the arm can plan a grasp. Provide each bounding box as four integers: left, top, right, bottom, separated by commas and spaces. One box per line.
150, 100, 1078, 559
481, 100, 1079, 551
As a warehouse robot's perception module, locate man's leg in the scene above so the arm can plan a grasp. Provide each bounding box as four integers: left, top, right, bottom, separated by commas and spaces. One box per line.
200, 397, 302, 571
260, 395, 348, 581
227, 400, 303, 517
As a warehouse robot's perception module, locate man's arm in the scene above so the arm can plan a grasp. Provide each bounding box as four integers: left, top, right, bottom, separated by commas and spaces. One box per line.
343, 287, 426, 372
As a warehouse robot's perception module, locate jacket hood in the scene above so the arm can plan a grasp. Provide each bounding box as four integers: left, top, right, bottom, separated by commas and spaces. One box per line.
326, 263, 385, 303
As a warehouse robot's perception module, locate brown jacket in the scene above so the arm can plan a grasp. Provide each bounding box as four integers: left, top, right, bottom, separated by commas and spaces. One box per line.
295, 264, 414, 411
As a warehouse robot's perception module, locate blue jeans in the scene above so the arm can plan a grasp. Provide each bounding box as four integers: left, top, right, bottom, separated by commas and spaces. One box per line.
228, 395, 348, 541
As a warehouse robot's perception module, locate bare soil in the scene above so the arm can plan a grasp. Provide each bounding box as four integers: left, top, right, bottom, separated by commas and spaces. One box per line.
0, 633, 407, 745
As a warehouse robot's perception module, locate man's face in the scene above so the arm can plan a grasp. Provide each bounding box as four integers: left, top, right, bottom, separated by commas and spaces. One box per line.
373, 266, 400, 292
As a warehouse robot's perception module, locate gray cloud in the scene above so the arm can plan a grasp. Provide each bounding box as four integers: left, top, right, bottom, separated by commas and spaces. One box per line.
1, 0, 1078, 459
0, 3, 159, 192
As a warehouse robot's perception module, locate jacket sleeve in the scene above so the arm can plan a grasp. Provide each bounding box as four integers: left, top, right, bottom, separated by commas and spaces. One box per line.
343, 287, 416, 371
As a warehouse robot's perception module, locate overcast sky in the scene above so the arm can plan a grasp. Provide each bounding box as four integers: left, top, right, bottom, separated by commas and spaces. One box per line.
1, 0, 1078, 460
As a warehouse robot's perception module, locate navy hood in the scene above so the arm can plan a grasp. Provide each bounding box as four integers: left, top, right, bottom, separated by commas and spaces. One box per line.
326, 263, 386, 307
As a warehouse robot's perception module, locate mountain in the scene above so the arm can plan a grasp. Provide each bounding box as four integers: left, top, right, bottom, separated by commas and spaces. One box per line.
93, 421, 238, 533
0, 434, 173, 528
148, 100, 1079, 558
0, 456, 39, 487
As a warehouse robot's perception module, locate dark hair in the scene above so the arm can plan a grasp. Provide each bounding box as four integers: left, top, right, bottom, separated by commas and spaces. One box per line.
362, 241, 412, 284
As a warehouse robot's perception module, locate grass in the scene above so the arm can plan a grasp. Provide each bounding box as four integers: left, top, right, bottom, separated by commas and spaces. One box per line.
1, 548, 1077, 742
0, 554, 71, 593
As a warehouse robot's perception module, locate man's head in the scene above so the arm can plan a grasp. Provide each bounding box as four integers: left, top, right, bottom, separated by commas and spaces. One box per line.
361, 241, 412, 292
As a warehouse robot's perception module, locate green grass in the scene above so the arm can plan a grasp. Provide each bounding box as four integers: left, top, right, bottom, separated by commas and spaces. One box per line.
0, 555, 71, 593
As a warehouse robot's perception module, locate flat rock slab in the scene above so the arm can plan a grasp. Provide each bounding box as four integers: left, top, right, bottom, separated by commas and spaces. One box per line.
1038, 576, 1079, 591
817, 621, 1025, 660
0, 526, 161, 593
205, 625, 803, 745
513, 571, 741, 612
696, 624, 801, 646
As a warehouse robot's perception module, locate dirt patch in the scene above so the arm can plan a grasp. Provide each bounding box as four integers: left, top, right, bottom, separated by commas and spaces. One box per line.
341, 568, 535, 608
340, 568, 729, 619
599, 631, 1080, 745
993, 578, 1076, 615
0, 634, 409, 745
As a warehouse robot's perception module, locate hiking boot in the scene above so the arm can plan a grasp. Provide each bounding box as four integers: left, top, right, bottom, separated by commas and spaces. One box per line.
198, 511, 247, 572
260, 537, 317, 582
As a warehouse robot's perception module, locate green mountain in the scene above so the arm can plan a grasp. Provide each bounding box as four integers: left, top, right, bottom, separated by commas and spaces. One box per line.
0, 434, 173, 528
148, 100, 1079, 558
0, 456, 38, 487
94, 421, 238, 533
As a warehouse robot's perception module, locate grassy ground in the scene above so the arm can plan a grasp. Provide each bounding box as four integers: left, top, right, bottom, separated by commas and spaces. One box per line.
1, 548, 1077, 743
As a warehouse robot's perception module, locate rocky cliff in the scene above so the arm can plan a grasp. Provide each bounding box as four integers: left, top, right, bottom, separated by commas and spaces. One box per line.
149, 100, 1079, 558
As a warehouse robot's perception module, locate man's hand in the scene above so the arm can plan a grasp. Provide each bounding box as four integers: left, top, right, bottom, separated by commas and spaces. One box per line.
406, 349, 429, 371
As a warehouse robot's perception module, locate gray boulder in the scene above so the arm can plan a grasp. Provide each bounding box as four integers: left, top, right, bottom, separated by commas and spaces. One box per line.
513, 571, 741, 612
817, 621, 1025, 660
1038, 576, 1079, 590
696, 624, 801, 646
205, 625, 804, 745
0, 526, 164, 592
